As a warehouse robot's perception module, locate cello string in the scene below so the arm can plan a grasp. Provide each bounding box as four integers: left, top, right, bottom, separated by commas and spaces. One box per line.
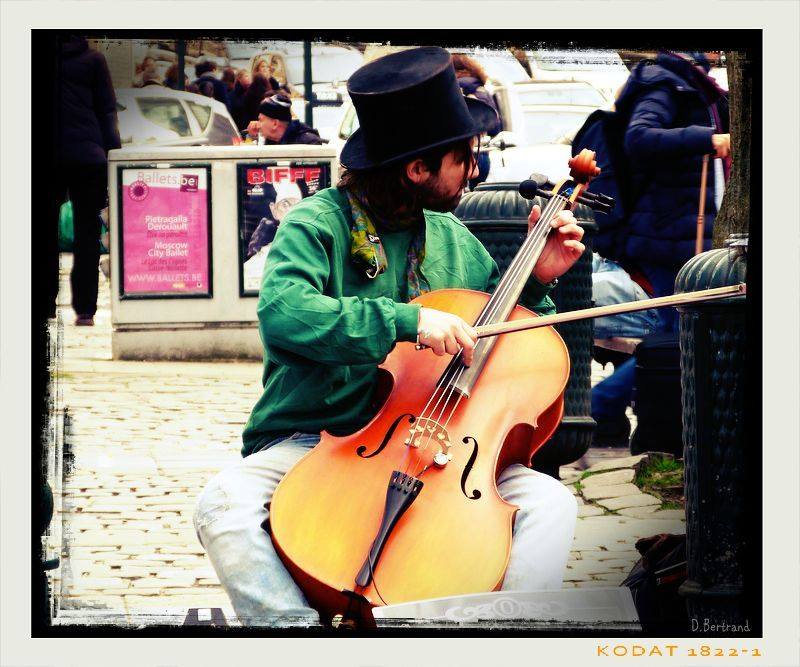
432, 195, 570, 438
407, 194, 568, 473
408, 193, 566, 455
466, 192, 566, 336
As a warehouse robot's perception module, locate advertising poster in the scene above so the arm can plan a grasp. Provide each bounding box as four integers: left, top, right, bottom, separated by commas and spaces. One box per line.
238, 162, 331, 295
120, 166, 211, 297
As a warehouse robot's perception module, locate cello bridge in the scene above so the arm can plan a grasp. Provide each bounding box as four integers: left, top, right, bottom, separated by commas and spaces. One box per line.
404, 418, 452, 466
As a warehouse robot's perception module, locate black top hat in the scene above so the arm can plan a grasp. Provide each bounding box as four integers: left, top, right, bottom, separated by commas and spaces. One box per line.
340, 47, 499, 170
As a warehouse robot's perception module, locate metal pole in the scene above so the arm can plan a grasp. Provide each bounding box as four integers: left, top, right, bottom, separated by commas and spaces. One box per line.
303, 40, 313, 126
177, 39, 186, 91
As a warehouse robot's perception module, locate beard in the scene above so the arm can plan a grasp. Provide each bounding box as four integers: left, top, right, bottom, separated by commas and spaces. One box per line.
414, 174, 467, 213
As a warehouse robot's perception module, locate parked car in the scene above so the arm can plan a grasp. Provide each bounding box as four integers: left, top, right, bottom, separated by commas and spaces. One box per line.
483, 80, 607, 184
332, 51, 605, 184
343, 45, 529, 142
513, 79, 608, 108
525, 49, 630, 102
484, 130, 573, 184
115, 87, 239, 147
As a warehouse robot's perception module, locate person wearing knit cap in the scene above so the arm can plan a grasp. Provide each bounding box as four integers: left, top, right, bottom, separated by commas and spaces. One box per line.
246, 92, 322, 145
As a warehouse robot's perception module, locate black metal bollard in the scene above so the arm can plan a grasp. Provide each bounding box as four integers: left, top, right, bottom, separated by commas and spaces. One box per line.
675, 234, 756, 633
455, 185, 598, 478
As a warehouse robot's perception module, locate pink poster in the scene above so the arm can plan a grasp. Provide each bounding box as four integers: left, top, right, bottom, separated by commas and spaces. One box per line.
121, 167, 210, 296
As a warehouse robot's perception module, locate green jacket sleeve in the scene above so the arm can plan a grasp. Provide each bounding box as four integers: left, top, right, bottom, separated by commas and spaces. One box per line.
257, 216, 420, 367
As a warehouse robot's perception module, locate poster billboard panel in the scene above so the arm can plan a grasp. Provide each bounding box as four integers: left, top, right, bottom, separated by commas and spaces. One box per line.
119, 166, 212, 298
237, 161, 331, 295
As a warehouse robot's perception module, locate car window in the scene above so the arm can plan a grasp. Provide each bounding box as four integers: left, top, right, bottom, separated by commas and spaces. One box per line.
207, 112, 239, 146
136, 98, 193, 137
522, 109, 593, 145
515, 85, 606, 107
187, 100, 212, 131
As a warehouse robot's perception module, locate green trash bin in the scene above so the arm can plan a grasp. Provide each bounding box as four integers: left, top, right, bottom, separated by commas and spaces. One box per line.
455, 185, 598, 478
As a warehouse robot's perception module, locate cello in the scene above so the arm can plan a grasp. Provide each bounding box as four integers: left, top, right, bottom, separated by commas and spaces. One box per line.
268, 150, 745, 627
268, 150, 599, 627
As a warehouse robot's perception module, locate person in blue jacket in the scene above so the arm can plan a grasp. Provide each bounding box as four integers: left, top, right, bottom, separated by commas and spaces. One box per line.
590, 51, 730, 445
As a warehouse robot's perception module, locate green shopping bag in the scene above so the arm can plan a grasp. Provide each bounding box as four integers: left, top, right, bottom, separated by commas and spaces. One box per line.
58, 200, 74, 252
57, 200, 109, 253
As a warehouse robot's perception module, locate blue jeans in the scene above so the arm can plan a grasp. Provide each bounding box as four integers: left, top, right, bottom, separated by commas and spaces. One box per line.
591, 254, 660, 339
193, 433, 577, 626
591, 255, 659, 424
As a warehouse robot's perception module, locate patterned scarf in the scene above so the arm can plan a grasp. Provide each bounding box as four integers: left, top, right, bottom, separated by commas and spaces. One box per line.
345, 188, 429, 300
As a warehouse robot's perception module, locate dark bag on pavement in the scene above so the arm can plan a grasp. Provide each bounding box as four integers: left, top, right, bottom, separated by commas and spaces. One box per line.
622, 532, 688, 634
630, 332, 683, 457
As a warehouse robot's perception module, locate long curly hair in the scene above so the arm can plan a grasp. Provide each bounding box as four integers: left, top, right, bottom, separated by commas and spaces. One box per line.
338, 139, 473, 217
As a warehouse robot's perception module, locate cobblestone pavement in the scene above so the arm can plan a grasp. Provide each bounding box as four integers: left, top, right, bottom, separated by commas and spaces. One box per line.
45, 255, 684, 626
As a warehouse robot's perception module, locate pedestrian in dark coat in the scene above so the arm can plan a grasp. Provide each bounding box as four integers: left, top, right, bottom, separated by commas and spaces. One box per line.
245, 93, 323, 145
193, 60, 230, 109
229, 69, 253, 132
613, 51, 730, 291
164, 63, 200, 94
275, 119, 322, 145
239, 73, 279, 132
587, 51, 730, 446
52, 35, 121, 324
221, 67, 237, 94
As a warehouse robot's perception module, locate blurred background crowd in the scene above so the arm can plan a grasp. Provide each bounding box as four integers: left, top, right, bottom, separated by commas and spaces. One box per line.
100, 39, 728, 178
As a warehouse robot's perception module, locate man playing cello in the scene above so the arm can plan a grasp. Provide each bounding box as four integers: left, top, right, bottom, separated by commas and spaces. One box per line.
194, 47, 585, 626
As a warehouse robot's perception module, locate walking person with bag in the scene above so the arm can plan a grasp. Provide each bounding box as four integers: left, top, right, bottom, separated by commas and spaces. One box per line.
573, 51, 730, 446
50, 35, 121, 325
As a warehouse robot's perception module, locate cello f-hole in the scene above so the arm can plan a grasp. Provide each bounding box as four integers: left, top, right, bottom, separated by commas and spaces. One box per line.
460, 436, 482, 500
356, 413, 416, 458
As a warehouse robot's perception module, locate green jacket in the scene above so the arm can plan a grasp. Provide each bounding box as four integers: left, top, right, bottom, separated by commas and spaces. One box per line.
241, 187, 555, 457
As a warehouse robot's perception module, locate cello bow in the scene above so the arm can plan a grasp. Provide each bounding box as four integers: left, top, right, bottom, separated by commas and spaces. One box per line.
473, 283, 746, 340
